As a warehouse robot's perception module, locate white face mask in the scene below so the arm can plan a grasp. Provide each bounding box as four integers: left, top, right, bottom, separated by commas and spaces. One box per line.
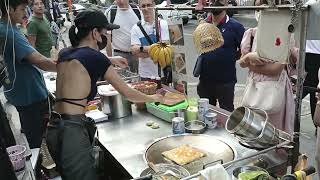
255, 11, 261, 22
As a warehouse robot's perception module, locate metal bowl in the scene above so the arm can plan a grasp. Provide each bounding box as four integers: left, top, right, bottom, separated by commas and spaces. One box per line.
232, 166, 268, 180
140, 163, 190, 179
144, 134, 237, 175
185, 120, 206, 134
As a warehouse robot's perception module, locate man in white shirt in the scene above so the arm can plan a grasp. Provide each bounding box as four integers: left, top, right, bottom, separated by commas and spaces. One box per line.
105, 0, 141, 73
302, 40, 320, 129
130, 0, 169, 81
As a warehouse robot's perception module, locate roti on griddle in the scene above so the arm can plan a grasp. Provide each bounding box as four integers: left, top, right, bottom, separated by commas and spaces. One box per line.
162, 145, 206, 166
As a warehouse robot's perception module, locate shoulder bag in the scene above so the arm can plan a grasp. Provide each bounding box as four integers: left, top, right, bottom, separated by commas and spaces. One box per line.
241, 70, 287, 113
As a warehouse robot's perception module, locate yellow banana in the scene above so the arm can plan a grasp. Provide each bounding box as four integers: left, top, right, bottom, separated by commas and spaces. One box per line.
149, 44, 159, 59
149, 43, 159, 55
149, 47, 158, 61
158, 47, 167, 68
152, 47, 161, 64
163, 47, 172, 66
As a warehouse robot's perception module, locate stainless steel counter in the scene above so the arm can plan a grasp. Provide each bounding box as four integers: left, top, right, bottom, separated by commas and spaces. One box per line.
96, 107, 288, 179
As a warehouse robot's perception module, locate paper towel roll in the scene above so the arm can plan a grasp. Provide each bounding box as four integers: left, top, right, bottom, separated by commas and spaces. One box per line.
186, 106, 198, 121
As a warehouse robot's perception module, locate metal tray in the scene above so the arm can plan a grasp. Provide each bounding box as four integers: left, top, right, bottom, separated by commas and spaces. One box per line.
144, 134, 237, 175
115, 67, 140, 83
97, 68, 140, 86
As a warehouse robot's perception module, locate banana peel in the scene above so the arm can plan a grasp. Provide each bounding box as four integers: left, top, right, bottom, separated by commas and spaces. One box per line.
294, 154, 312, 180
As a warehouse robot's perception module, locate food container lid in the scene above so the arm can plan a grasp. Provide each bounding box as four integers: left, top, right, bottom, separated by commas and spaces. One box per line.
98, 84, 119, 96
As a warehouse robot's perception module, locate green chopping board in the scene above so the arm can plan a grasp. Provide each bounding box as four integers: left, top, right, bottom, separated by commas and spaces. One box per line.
148, 100, 188, 112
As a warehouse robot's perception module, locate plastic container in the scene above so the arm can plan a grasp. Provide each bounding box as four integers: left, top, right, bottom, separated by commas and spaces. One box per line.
6, 145, 26, 171
146, 103, 176, 122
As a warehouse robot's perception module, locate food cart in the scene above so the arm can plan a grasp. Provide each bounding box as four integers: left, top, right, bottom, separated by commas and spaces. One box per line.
42, 0, 315, 178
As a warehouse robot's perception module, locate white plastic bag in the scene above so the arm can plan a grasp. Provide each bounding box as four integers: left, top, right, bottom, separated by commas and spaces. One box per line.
256, 10, 292, 64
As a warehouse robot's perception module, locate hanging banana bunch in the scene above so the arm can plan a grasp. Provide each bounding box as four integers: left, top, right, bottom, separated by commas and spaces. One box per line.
148, 43, 174, 69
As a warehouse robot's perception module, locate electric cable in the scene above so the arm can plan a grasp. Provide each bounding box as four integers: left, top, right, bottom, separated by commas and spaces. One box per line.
1, 0, 17, 93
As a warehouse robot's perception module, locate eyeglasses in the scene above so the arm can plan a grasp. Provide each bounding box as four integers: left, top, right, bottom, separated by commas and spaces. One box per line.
141, 3, 153, 8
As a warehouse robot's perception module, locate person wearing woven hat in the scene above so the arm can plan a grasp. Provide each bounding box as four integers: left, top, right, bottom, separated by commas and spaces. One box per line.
46, 10, 163, 180
194, 0, 245, 112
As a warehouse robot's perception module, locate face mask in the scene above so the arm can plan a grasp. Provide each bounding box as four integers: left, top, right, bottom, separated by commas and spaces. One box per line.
97, 34, 108, 50
255, 10, 260, 22
211, 1, 224, 16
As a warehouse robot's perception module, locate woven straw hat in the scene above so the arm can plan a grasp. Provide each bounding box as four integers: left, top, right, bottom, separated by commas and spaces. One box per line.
193, 21, 224, 54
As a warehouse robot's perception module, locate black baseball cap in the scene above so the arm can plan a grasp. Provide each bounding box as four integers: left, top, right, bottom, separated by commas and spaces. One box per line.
74, 10, 120, 30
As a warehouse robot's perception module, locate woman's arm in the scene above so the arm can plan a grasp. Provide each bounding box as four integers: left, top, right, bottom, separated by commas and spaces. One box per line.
240, 28, 256, 57
239, 54, 250, 68
109, 56, 128, 68
248, 63, 285, 76
239, 52, 265, 68
104, 66, 162, 103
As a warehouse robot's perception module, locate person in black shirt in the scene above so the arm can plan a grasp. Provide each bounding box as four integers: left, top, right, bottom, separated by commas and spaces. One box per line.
196, 0, 245, 112
46, 10, 163, 180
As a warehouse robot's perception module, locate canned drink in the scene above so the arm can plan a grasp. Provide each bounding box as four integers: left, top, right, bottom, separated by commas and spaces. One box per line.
205, 112, 217, 129
172, 117, 185, 134
176, 109, 185, 119
198, 98, 209, 122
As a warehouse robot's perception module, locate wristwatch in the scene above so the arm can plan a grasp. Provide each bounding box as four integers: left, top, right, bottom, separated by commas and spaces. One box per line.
140, 46, 144, 52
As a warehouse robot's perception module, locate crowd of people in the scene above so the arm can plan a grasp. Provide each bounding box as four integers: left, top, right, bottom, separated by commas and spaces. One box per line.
1, 0, 320, 179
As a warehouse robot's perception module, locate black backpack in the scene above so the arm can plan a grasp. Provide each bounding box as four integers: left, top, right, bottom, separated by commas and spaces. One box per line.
109, 3, 141, 24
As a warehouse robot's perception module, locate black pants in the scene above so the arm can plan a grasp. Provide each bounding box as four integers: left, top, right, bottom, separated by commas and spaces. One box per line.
197, 81, 235, 112
46, 113, 97, 180
302, 53, 320, 120
0, 102, 15, 147
15, 99, 49, 148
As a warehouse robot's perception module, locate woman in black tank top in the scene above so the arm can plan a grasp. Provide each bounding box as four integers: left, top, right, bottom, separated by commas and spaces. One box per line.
46, 10, 162, 180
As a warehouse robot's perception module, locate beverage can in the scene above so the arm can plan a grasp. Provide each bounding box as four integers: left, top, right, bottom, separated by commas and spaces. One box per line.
205, 112, 217, 129
176, 109, 185, 119
172, 117, 185, 134
198, 98, 209, 122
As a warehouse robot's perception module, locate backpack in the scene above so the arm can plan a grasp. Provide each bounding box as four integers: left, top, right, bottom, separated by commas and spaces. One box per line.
109, 3, 141, 24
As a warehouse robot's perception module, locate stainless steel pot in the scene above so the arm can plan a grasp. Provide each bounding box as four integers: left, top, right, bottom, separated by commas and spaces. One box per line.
226, 107, 265, 138
241, 121, 280, 145
229, 107, 291, 148
100, 93, 132, 119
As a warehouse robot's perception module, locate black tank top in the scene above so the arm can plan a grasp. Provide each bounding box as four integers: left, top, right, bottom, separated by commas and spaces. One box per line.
56, 47, 112, 107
